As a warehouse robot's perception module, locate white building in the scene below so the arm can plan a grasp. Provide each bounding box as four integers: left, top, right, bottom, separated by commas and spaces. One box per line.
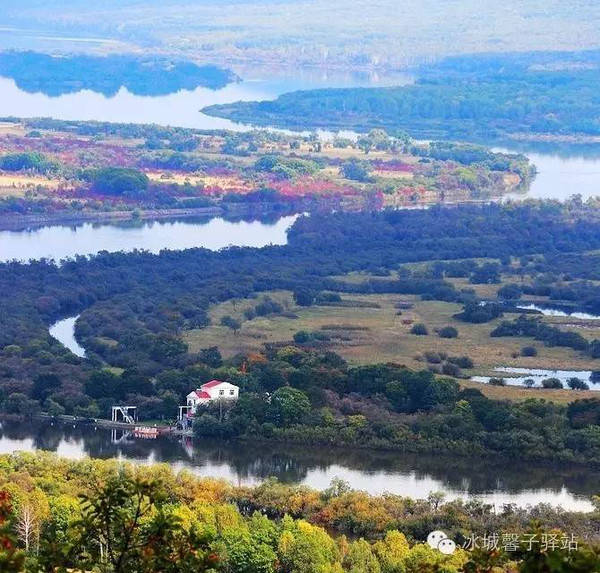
178, 379, 239, 421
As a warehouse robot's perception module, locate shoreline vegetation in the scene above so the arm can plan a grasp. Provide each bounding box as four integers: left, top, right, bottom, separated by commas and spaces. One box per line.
203, 51, 600, 145
0, 452, 599, 571
0, 51, 239, 96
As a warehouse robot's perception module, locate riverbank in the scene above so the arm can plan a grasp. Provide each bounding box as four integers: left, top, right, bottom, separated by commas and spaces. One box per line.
0, 206, 224, 231
0, 416, 596, 512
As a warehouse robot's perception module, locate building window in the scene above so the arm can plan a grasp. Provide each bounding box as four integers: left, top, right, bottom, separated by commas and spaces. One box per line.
230, 390, 235, 395
219, 389, 225, 396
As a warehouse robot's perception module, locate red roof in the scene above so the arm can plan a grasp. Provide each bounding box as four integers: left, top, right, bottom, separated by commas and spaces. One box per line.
195, 390, 211, 399
201, 380, 225, 389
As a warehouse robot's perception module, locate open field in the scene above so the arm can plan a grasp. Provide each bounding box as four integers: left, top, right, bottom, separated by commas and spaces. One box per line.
0, 118, 533, 221
0, 172, 68, 196
146, 170, 250, 191
184, 289, 599, 402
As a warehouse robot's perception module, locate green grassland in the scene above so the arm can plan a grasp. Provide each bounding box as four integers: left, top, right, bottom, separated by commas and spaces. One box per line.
184, 288, 599, 403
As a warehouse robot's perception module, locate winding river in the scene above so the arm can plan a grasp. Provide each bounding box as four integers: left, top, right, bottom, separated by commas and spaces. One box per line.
0, 419, 595, 511
3, 65, 600, 511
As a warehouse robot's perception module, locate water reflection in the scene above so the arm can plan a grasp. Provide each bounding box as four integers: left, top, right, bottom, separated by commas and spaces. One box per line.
0, 214, 298, 262
0, 420, 594, 511
0, 67, 410, 131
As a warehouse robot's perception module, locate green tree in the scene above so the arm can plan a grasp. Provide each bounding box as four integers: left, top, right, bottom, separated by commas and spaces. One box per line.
268, 387, 311, 427
91, 167, 149, 197
343, 538, 381, 573
278, 516, 340, 573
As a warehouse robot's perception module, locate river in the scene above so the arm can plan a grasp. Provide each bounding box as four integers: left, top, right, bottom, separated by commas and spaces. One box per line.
49, 315, 86, 358
0, 215, 298, 263
1, 66, 600, 263
472, 367, 599, 390
0, 67, 411, 131
3, 64, 600, 510
0, 419, 594, 511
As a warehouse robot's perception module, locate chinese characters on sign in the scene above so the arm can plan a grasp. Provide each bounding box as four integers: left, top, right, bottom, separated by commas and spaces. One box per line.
462, 533, 579, 553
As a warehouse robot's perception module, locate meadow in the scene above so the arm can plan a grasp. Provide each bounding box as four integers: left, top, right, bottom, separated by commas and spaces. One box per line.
185, 288, 599, 404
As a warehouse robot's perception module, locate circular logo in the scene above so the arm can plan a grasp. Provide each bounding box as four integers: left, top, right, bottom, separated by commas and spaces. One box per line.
427, 530, 447, 549
427, 530, 456, 555
438, 538, 457, 555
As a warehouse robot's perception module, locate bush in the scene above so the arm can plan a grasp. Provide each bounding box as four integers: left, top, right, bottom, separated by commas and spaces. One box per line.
0, 151, 56, 173
441, 362, 461, 377
410, 323, 428, 336
293, 331, 310, 344
567, 377, 590, 391
524, 378, 536, 387
91, 167, 149, 196
438, 326, 458, 338
455, 301, 503, 323
340, 160, 373, 182
220, 315, 241, 332
293, 330, 330, 344
293, 288, 316, 307
521, 346, 538, 357
542, 378, 563, 389
488, 377, 506, 386
497, 283, 523, 300
254, 297, 283, 317
424, 351, 442, 364
315, 291, 342, 304
447, 356, 474, 369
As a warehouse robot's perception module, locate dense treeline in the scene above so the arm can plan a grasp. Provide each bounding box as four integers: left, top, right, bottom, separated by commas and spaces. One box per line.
203, 51, 600, 141
1, 204, 600, 463
185, 345, 600, 465
491, 316, 600, 358
1, 453, 599, 572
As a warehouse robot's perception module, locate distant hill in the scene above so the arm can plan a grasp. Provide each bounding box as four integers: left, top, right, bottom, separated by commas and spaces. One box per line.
2, 1, 600, 69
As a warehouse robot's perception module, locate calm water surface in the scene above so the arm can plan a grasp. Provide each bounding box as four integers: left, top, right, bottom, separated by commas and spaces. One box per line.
506, 151, 600, 201
0, 215, 298, 262
0, 68, 411, 131
472, 367, 598, 390
48, 316, 86, 358
516, 303, 600, 320
3, 66, 600, 508
1, 64, 599, 201
0, 420, 594, 511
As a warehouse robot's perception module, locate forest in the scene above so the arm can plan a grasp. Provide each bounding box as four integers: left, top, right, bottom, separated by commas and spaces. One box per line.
1, 202, 600, 465
0, 452, 598, 572
203, 51, 600, 143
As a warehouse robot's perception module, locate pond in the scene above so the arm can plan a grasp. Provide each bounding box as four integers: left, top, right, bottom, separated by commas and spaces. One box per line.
472, 367, 598, 390
516, 303, 600, 321
0, 419, 595, 512
0, 214, 298, 262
